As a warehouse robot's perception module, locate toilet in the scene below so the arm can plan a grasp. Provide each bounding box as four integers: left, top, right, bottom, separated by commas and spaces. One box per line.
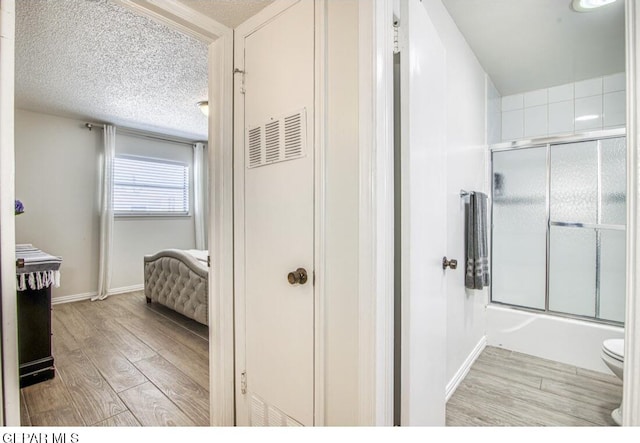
601, 338, 624, 426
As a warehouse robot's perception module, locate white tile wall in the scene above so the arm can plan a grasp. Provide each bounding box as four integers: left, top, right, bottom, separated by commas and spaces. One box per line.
548, 100, 574, 135
604, 91, 626, 128
524, 105, 547, 138
604, 73, 625, 93
487, 77, 502, 145
575, 95, 603, 131
502, 109, 524, 140
548, 84, 574, 103
524, 89, 548, 108
574, 77, 603, 98
499, 72, 626, 142
502, 94, 524, 112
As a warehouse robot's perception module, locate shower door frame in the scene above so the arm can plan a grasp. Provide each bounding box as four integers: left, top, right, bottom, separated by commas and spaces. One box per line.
489, 127, 627, 326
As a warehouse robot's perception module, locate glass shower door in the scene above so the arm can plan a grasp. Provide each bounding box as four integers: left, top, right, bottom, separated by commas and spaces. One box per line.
548, 137, 626, 322
490, 134, 626, 324
492, 147, 547, 309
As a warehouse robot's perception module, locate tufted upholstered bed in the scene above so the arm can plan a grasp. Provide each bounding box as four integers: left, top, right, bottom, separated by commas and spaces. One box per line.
143, 249, 208, 325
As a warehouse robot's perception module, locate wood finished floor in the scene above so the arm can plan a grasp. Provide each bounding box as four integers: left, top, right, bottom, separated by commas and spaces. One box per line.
20, 291, 209, 427
21, 292, 622, 427
446, 346, 623, 426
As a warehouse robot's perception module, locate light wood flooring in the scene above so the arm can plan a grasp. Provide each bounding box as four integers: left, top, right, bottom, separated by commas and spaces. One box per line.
21, 293, 622, 427
20, 291, 209, 427
446, 346, 623, 426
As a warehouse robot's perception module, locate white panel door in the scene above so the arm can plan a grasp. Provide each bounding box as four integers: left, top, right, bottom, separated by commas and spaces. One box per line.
240, 0, 315, 427
400, 0, 448, 425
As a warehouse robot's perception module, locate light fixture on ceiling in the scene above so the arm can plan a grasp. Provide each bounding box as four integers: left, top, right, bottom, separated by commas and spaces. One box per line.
571, 0, 617, 12
197, 100, 209, 117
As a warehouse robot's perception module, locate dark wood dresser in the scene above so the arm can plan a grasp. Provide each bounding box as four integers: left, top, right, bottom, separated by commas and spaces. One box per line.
15, 244, 61, 388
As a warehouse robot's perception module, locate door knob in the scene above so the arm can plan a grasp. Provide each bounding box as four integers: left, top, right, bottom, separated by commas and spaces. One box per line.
442, 257, 458, 270
288, 268, 308, 285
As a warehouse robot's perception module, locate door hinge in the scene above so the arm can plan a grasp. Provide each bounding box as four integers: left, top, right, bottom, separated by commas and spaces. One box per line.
235, 68, 246, 95
393, 21, 400, 54
207, 255, 211, 267
241, 371, 247, 395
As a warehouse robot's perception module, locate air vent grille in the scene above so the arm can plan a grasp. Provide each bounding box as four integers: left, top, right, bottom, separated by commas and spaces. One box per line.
249, 394, 302, 427
248, 127, 262, 168
246, 108, 307, 168
284, 113, 303, 159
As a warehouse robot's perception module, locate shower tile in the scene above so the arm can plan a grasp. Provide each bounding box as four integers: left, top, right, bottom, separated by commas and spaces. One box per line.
604, 72, 626, 93
524, 89, 548, 108
524, 105, 548, 138
575, 77, 603, 98
548, 83, 574, 103
575, 96, 603, 131
502, 109, 524, 140
604, 91, 626, 128
502, 94, 524, 112
548, 100, 574, 135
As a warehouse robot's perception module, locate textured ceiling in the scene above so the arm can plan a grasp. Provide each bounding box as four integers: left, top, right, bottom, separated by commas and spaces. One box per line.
442, 0, 625, 96
16, 0, 209, 140
177, 0, 274, 28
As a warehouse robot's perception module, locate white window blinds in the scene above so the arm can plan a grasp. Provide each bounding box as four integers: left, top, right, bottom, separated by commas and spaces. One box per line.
113, 155, 190, 215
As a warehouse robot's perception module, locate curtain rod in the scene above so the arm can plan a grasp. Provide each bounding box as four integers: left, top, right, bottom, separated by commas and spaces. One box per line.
84, 122, 206, 147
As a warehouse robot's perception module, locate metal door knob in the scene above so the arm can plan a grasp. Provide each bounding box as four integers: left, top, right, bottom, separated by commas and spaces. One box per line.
288, 268, 308, 285
442, 257, 458, 270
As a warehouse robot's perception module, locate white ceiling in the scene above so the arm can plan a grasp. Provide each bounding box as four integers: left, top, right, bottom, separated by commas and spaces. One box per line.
441, 0, 625, 96
15, 0, 271, 141
18, 0, 622, 137
178, 0, 273, 28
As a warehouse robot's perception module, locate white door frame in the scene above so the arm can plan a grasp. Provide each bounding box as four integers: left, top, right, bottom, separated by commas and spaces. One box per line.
624, 0, 640, 426
0, 0, 20, 426
357, 0, 395, 426
232, 0, 327, 426
114, 0, 237, 426
125, 0, 395, 427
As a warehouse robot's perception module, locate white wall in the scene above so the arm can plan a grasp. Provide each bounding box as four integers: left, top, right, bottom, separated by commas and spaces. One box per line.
420, 0, 489, 390
501, 73, 626, 141
15, 109, 102, 299
14, 109, 198, 300
324, 0, 359, 426
112, 133, 196, 289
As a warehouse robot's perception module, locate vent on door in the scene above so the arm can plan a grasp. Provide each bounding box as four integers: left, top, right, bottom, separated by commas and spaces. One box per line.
249, 394, 303, 426
246, 109, 307, 168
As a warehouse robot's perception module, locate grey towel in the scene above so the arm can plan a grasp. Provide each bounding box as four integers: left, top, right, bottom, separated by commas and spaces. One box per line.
15, 244, 63, 291
465, 192, 490, 290
15, 244, 62, 273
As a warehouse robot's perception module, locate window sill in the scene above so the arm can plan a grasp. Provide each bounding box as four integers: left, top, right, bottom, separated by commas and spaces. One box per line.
114, 213, 192, 220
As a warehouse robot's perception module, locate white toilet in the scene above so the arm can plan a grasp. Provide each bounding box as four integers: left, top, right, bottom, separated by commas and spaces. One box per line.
601, 338, 624, 426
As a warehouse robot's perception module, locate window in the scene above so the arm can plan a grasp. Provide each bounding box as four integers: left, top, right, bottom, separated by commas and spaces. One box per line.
113, 155, 190, 216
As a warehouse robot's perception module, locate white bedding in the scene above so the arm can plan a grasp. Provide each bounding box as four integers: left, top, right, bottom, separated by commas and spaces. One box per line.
185, 249, 208, 265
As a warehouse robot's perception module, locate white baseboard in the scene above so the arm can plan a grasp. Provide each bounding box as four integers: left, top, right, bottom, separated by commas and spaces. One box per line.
52, 284, 144, 305
52, 291, 95, 305
107, 284, 144, 296
446, 335, 487, 402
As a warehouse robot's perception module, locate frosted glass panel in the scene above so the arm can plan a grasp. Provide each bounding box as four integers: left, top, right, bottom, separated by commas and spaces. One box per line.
599, 230, 626, 322
550, 141, 598, 224
491, 147, 546, 309
601, 137, 626, 226
549, 226, 596, 317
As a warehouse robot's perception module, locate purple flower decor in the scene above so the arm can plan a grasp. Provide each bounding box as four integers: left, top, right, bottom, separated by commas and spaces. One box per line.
15, 200, 24, 215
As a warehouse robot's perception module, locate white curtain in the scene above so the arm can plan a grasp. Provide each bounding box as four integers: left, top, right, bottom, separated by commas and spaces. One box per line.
193, 142, 206, 250
94, 125, 116, 301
